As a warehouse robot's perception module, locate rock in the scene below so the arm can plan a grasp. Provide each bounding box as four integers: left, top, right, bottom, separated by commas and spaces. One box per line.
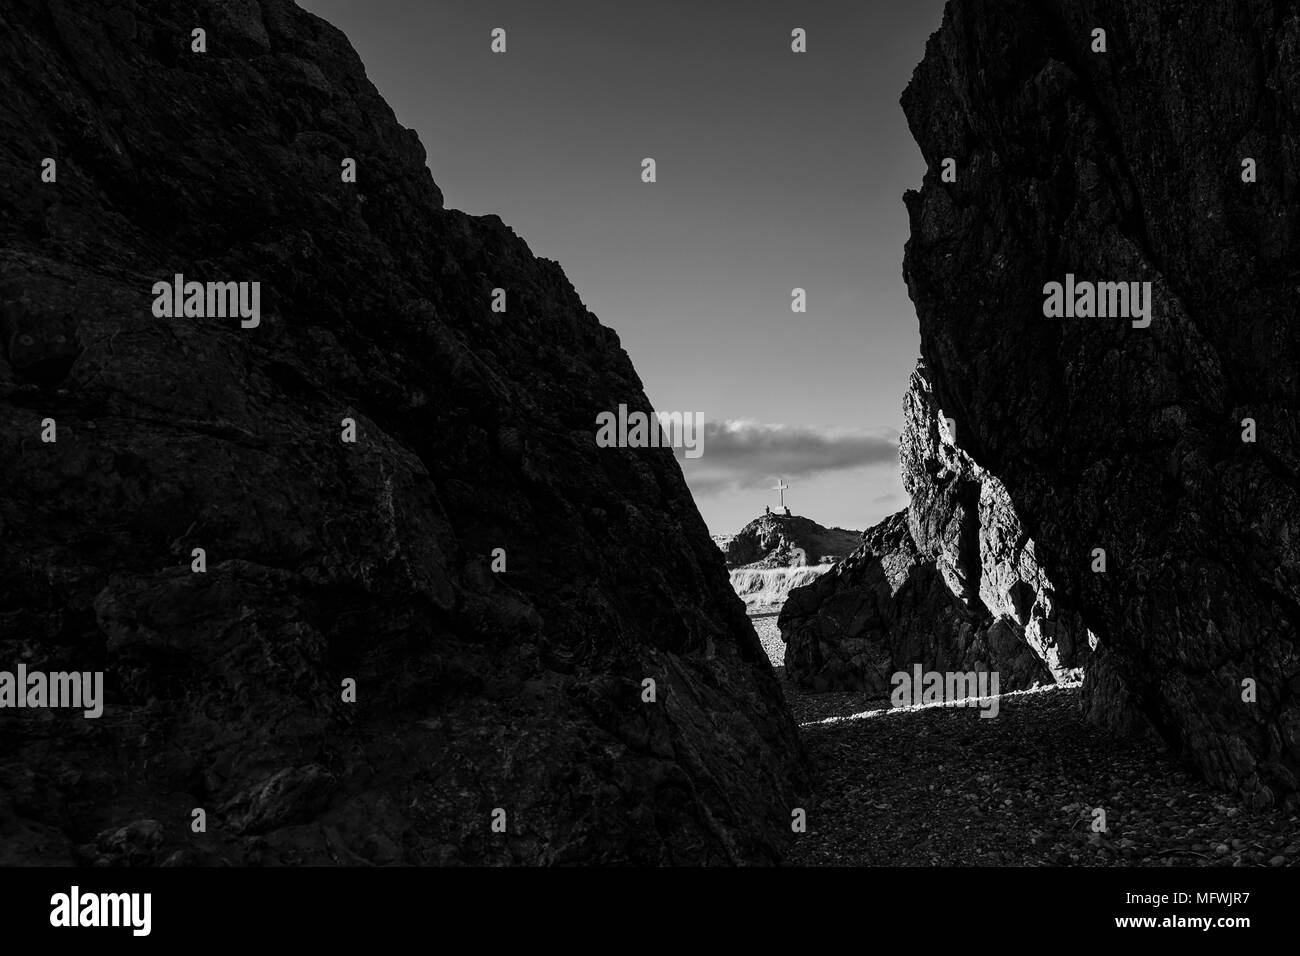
0, 0, 805, 863
219, 766, 337, 835
723, 512, 862, 570
779, 363, 1085, 693
729, 564, 839, 616
901, 0, 1300, 804
722, 512, 861, 612
906, 362, 1094, 683
78, 819, 166, 866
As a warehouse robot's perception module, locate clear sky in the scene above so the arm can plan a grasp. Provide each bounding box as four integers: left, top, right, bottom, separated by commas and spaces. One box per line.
298, 0, 946, 534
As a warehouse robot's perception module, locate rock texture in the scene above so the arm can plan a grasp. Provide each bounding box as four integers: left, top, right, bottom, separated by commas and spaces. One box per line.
0, 0, 804, 864
903, 364, 1094, 683
722, 513, 861, 613
723, 512, 861, 570
729, 566, 834, 614
902, 0, 1300, 804
780, 362, 1088, 693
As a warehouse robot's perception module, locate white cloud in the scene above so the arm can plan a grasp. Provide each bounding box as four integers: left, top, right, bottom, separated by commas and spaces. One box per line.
678, 418, 898, 496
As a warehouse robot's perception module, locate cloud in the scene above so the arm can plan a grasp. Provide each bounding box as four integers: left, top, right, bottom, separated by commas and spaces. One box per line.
678, 418, 898, 496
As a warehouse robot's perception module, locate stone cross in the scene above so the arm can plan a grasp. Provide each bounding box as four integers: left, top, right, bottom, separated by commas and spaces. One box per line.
772, 477, 789, 510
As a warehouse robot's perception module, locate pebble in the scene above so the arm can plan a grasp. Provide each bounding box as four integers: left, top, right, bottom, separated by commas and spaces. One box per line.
783, 682, 1297, 867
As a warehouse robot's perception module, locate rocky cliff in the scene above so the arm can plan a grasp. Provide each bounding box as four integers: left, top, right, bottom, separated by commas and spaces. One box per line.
781, 362, 1089, 694
0, 0, 805, 864
722, 513, 861, 612
723, 512, 861, 570
729, 566, 833, 613
901, 0, 1300, 805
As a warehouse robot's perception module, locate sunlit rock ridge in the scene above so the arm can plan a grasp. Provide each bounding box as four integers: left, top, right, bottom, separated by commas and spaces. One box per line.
780, 363, 1090, 695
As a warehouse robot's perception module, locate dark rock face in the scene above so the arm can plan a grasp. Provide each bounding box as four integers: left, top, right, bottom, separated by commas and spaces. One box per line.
780, 510, 967, 694
780, 362, 1085, 694
723, 513, 862, 570
902, 0, 1300, 804
0, 0, 804, 864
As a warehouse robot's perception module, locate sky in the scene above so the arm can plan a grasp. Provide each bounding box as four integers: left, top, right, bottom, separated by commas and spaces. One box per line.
298, 0, 946, 534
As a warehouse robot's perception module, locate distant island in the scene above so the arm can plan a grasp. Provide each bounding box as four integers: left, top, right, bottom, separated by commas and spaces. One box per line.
720, 511, 862, 571
716, 513, 862, 664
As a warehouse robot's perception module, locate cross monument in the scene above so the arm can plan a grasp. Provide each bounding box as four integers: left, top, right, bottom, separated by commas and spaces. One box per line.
772, 477, 789, 511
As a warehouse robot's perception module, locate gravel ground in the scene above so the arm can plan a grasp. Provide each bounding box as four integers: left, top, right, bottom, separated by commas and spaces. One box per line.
751, 609, 871, 723
750, 610, 785, 668
749, 607, 1299, 867
783, 681, 1300, 866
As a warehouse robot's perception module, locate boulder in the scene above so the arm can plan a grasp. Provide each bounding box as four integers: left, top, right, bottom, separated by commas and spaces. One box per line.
0, 0, 805, 864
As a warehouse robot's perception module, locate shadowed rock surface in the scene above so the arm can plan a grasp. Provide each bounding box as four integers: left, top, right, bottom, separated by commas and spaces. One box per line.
0, 0, 805, 865
902, 0, 1300, 805
780, 363, 1085, 694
